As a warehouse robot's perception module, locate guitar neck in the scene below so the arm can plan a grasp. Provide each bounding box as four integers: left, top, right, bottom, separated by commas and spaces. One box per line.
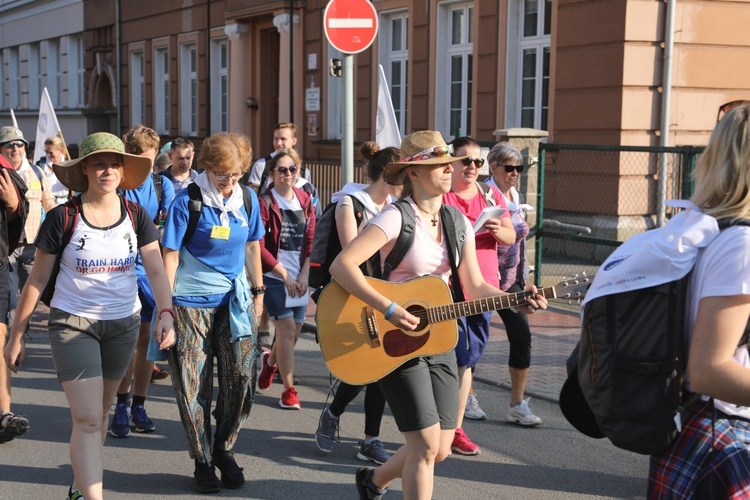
426, 286, 556, 324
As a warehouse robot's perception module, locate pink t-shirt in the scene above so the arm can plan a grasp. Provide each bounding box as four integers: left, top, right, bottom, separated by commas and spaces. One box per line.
443, 186, 509, 288
370, 199, 475, 284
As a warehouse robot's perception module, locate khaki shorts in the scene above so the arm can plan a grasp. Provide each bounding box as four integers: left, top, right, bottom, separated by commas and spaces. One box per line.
48, 308, 140, 382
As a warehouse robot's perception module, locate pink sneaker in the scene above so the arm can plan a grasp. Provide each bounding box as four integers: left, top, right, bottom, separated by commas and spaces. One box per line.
257, 351, 277, 390
279, 387, 301, 410
451, 428, 480, 456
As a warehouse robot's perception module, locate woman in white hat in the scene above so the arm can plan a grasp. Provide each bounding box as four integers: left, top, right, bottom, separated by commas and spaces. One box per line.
330, 130, 547, 500
3, 132, 175, 500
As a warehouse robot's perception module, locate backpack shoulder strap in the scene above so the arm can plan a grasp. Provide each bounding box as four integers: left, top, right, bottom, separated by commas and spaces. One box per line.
381, 200, 416, 280
61, 195, 82, 246
258, 155, 274, 193
151, 172, 163, 205
350, 196, 365, 228
476, 181, 495, 206
31, 163, 45, 187
182, 182, 204, 246
241, 185, 253, 219
121, 195, 140, 232
440, 204, 467, 302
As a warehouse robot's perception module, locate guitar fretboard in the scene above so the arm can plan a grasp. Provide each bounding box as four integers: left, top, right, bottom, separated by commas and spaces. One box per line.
426, 286, 557, 324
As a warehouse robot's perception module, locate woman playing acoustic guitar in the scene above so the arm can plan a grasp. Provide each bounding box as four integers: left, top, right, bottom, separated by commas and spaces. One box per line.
330, 131, 547, 500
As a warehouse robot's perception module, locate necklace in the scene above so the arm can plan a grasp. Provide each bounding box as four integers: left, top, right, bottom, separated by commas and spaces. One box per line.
86, 195, 119, 237
415, 203, 440, 227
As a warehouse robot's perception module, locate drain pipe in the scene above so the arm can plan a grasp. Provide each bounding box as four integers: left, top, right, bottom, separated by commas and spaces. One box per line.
115, 0, 121, 134
657, 0, 676, 226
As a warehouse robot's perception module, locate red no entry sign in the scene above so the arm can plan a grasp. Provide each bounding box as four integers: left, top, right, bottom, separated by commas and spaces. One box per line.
323, 0, 378, 54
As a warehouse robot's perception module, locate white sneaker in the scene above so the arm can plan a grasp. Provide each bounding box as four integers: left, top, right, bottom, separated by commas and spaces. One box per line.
464, 394, 487, 420
506, 398, 542, 426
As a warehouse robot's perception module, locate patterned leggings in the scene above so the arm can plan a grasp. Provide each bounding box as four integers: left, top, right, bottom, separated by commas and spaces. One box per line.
168, 305, 257, 465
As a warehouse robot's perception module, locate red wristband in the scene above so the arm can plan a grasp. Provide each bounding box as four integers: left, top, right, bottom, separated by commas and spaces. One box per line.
158, 308, 176, 320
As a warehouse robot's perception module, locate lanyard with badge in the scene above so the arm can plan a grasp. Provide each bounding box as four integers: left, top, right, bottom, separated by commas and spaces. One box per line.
211, 225, 230, 240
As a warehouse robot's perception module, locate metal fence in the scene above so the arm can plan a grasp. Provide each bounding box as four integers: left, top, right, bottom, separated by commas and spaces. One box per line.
533, 143, 704, 287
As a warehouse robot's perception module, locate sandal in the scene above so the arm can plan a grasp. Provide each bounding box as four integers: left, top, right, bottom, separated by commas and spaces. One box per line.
257, 330, 272, 352
0, 412, 30, 443
67, 486, 83, 500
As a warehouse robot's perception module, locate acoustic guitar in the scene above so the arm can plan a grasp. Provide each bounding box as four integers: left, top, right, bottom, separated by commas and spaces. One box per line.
316, 274, 591, 385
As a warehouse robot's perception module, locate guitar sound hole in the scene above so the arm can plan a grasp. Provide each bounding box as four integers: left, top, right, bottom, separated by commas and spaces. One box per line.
405, 305, 428, 332
382, 304, 429, 357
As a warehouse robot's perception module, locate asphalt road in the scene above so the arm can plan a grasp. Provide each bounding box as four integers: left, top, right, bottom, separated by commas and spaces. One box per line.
2, 322, 649, 499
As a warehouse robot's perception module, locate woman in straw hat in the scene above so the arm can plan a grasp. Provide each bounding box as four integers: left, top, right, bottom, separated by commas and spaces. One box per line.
330, 130, 547, 500
4, 132, 175, 500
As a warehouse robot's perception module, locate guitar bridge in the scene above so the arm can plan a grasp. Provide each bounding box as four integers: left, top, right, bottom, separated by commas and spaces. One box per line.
363, 306, 381, 348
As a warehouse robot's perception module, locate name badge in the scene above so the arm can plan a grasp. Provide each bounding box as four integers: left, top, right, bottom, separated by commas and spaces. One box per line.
210, 225, 231, 240
28, 181, 41, 190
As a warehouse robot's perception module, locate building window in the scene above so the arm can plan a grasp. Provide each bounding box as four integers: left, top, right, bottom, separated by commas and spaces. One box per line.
0, 53, 4, 109
436, 3, 473, 140
326, 44, 342, 140
68, 35, 84, 108
518, 0, 551, 130
130, 50, 144, 126
380, 12, 409, 137
154, 47, 169, 134
8, 47, 19, 109
46, 39, 61, 106
180, 43, 197, 136
28, 43, 41, 109
210, 38, 228, 133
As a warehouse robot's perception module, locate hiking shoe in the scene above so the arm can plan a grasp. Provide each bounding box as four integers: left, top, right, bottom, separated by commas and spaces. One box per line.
506, 398, 542, 427
315, 407, 339, 453
356, 467, 387, 500
67, 485, 83, 500
109, 403, 131, 438
464, 394, 487, 420
193, 460, 222, 493
151, 364, 169, 382
451, 428, 480, 456
257, 351, 277, 390
357, 439, 391, 465
279, 387, 301, 409
213, 449, 245, 489
0, 412, 29, 443
130, 405, 156, 433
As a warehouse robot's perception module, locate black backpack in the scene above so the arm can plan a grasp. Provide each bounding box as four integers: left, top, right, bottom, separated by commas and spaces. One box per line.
41, 195, 141, 306
182, 182, 254, 246
561, 218, 750, 455
309, 196, 367, 290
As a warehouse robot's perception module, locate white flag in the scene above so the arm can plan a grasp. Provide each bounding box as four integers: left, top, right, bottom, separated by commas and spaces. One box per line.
34, 87, 62, 164
376, 65, 402, 148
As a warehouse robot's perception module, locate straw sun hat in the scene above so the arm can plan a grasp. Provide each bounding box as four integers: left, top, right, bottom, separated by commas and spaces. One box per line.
53, 132, 152, 192
383, 130, 469, 179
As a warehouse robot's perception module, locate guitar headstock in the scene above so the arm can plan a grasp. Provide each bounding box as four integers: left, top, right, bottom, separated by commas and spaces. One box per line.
552, 273, 593, 304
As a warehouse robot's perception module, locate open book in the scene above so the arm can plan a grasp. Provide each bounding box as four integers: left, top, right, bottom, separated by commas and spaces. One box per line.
472, 206, 506, 233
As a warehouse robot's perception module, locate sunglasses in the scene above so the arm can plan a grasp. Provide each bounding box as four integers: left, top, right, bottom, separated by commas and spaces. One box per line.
213, 172, 243, 181
276, 166, 298, 175
402, 144, 454, 163
497, 164, 524, 173
460, 157, 485, 168
2, 141, 24, 149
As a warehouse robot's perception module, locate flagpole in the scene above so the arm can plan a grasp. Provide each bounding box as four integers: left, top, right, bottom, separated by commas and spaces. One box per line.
57, 130, 72, 161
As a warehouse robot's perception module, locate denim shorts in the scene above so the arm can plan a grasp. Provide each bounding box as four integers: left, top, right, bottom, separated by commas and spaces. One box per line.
263, 277, 306, 323
137, 273, 156, 322
0, 262, 10, 325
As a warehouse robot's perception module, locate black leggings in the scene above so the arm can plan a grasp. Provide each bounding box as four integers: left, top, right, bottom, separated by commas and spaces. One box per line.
496, 283, 532, 369
329, 382, 386, 437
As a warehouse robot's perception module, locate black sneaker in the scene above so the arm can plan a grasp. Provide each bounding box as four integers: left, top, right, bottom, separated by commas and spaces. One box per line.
0, 412, 29, 443
213, 449, 245, 489
193, 460, 222, 493
356, 467, 387, 500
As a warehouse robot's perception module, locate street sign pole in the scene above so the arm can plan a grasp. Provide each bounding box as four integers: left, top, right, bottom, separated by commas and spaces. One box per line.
342, 54, 354, 185
323, 0, 378, 188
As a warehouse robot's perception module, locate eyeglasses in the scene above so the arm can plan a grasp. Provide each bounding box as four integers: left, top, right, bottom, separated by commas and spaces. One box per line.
276, 166, 298, 175
460, 157, 485, 168
402, 144, 454, 163
2, 141, 24, 149
213, 172, 243, 181
498, 164, 524, 173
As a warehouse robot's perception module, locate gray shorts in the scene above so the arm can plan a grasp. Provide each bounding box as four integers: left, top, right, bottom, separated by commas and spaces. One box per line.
378, 352, 459, 432
48, 308, 140, 382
